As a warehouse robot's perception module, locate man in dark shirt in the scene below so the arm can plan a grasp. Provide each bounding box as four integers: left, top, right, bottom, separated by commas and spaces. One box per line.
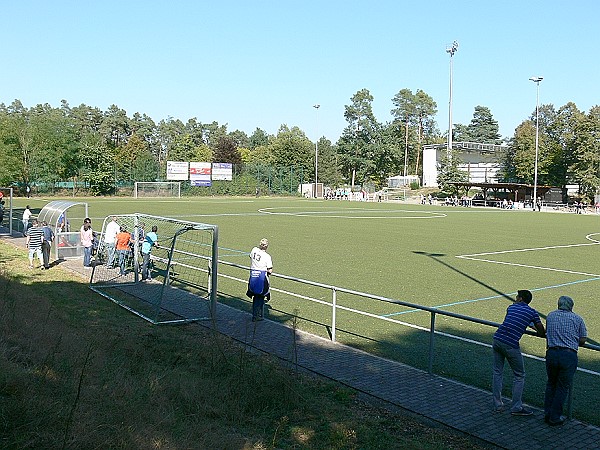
492, 290, 546, 415
41, 221, 54, 270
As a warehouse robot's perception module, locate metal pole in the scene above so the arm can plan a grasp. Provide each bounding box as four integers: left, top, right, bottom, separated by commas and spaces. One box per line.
313, 104, 320, 199
446, 41, 458, 158
331, 288, 337, 342
428, 311, 436, 374
530, 77, 543, 210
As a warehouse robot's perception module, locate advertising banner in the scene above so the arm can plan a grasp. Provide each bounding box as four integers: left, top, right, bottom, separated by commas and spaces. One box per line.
212, 162, 233, 181
166, 161, 189, 180
190, 162, 212, 186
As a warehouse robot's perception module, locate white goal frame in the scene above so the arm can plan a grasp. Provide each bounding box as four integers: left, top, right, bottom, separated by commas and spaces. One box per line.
134, 181, 181, 198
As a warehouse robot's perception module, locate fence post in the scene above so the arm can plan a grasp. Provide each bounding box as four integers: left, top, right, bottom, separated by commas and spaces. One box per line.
428, 311, 436, 374
331, 288, 337, 342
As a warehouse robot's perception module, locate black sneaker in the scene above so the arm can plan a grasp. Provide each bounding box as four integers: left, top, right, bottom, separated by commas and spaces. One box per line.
511, 407, 534, 416
548, 416, 566, 426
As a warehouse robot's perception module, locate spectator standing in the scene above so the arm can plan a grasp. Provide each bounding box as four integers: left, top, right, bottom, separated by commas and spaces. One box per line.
141, 225, 158, 281
115, 226, 131, 275
104, 216, 120, 268
22, 205, 32, 235
41, 221, 54, 270
492, 289, 545, 415
544, 296, 587, 426
246, 238, 273, 322
26, 219, 44, 269
80, 218, 93, 267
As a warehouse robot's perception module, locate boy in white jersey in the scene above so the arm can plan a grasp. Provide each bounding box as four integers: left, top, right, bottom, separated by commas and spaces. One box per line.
247, 238, 273, 321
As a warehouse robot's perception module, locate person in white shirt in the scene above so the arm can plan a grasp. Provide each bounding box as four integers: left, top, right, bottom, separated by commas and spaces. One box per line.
104, 216, 120, 267
246, 238, 273, 322
22, 205, 32, 235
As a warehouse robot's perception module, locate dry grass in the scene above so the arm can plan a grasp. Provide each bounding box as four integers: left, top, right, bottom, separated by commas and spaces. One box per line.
0, 240, 489, 449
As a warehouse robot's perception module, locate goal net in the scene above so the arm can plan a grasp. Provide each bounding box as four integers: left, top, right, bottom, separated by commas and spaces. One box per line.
134, 181, 181, 198
90, 213, 218, 325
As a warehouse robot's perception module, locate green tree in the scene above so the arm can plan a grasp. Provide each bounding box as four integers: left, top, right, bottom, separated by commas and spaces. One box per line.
249, 128, 270, 149
338, 89, 381, 188
101, 105, 131, 147
571, 106, 600, 199
228, 129, 249, 149
391, 88, 438, 177
315, 137, 343, 187
79, 133, 114, 195
437, 149, 468, 194
454, 106, 502, 144
213, 136, 242, 165
544, 102, 583, 186
500, 121, 535, 183
269, 125, 312, 172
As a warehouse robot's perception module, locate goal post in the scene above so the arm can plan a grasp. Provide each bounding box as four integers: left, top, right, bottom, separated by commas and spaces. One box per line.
134, 181, 181, 198
90, 213, 218, 325
0, 187, 13, 236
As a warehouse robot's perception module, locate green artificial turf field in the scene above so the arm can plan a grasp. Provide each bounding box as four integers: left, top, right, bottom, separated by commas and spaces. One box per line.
10, 195, 600, 424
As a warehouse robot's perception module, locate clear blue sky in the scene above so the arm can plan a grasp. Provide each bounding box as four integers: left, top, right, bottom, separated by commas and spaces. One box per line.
2, 1, 599, 143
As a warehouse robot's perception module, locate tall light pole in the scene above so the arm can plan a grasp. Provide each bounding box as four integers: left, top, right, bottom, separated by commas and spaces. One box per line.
529, 76, 543, 210
446, 40, 459, 157
313, 104, 320, 198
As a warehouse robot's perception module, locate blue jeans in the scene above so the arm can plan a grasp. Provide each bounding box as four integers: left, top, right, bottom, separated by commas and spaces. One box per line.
83, 246, 92, 267
118, 250, 129, 274
544, 348, 577, 422
492, 339, 526, 411
106, 242, 116, 267
141, 252, 152, 279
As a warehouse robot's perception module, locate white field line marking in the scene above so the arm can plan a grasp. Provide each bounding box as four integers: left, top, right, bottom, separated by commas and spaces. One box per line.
456, 239, 600, 278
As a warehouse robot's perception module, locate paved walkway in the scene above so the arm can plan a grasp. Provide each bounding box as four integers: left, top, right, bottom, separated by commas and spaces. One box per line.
2, 232, 599, 449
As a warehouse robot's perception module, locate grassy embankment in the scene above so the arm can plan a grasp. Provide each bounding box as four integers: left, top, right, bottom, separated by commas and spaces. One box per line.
0, 240, 486, 449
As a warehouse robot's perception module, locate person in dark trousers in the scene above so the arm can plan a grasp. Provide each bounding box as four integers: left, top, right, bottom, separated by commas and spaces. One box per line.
41, 221, 54, 269
544, 296, 587, 426
492, 289, 545, 415
246, 238, 273, 322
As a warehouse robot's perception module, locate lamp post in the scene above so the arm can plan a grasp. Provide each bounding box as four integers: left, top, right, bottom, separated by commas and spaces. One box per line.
529, 76, 543, 210
313, 104, 320, 198
446, 41, 459, 157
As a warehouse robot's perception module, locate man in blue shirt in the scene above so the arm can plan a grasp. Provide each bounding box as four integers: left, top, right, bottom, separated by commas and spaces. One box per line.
141, 225, 158, 281
544, 296, 587, 426
492, 290, 545, 415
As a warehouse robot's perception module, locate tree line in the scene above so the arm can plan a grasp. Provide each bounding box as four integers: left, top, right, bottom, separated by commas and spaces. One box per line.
0, 91, 598, 199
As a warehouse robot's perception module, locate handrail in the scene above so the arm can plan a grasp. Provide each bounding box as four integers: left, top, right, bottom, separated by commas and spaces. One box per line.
219, 258, 599, 351
219, 257, 598, 418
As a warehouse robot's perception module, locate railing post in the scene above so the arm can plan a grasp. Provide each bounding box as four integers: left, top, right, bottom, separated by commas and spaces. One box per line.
428, 311, 436, 374
331, 288, 337, 342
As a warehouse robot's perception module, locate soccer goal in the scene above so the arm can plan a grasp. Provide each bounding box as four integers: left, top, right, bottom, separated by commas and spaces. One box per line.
90, 213, 218, 325
133, 181, 181, 198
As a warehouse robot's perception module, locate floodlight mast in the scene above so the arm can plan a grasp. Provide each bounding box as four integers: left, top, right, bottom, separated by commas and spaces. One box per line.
446, 40, 459, 158
529, 76, 543, 211
313, 104, 320, 198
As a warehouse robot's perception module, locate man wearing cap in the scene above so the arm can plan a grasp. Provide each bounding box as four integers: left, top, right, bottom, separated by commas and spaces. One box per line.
246, 238, 273, 322
492, 289, 546, 415
544, 296, 587, 426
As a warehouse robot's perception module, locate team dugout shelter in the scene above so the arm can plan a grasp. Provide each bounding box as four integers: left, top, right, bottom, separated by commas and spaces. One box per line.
37, 200, 89, 261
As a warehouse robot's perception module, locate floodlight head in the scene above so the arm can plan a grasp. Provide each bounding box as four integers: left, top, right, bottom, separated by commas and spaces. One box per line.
313, 104, 320, 109
446, 40, 459, 56
529, 76, 543, 83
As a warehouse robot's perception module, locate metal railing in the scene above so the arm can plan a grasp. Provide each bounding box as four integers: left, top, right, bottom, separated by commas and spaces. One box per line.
217, 258, 599, 418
